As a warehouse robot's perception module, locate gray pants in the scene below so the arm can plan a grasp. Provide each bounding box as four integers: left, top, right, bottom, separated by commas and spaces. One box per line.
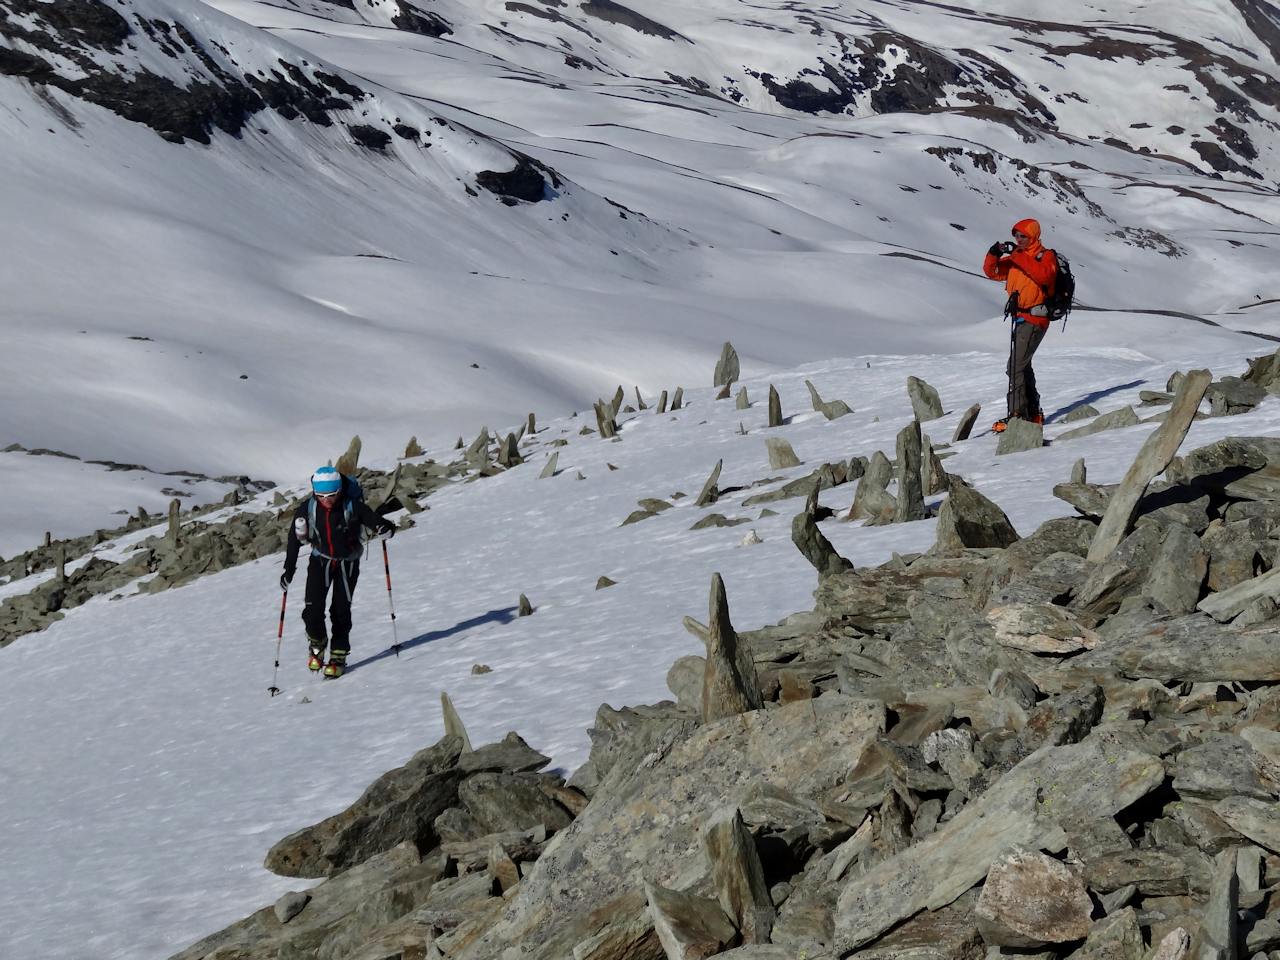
1007, 320, 1047, 419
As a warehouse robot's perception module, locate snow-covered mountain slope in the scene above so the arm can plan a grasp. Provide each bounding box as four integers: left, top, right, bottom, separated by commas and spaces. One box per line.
1, 340, 1275, 960
2, 0, 1278, 515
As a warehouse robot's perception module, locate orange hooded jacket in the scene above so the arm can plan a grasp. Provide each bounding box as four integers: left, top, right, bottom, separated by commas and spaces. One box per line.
983, 218, 1058, 329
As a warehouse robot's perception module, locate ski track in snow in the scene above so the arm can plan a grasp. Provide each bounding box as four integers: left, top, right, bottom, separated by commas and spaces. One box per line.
3, 343, 1280, 959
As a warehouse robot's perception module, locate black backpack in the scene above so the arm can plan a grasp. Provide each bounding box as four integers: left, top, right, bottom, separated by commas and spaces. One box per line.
1044, 252, 1075, 324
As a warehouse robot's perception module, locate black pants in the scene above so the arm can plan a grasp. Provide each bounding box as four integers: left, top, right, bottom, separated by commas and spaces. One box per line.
302, 555, 360, 655
1007, 320, 1048, 419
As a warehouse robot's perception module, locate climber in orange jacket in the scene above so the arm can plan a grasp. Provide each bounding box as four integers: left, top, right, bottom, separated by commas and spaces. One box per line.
983, 218, 1058, 433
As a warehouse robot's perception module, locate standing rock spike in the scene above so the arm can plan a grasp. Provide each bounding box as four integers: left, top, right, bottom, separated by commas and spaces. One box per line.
702, 573, 763, 722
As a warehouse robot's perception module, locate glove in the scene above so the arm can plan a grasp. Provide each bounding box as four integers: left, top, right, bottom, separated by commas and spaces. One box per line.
380, 524, 396, 540
1000, 241, 1016, 255
988, 242, 1004, 257
280, 570, 293, 591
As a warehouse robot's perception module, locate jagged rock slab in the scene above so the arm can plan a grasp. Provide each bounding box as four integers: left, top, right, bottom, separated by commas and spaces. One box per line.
452, 697, 884, 960
934, 480, 1020, 552
953, 403, 981, 442
264, 737, 465, 878
1214, 796, 1280, 854
1197, 567, 1280, 622
986, 603, 1100, 654
833, 740, 1164, 953
1057, 407, 1141, 443
1088, 370, 1211, 563
975, 846, 1093, 947
1067, 612, 1280, 682
714, 342, 741, 388
895, 421, 926, 523
645, 881, 737, 959
703, 808, 774, 944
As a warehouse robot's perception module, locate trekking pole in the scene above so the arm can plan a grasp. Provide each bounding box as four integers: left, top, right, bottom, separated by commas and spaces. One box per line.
1006, 311, 1017, 422
381, 538, 401, 657
269, 588, 287, 697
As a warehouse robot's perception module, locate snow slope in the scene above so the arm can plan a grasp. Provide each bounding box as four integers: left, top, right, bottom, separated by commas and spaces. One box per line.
2, 335, 1277, 959
2, 0, 1278, 526
1, 0, 1279, 956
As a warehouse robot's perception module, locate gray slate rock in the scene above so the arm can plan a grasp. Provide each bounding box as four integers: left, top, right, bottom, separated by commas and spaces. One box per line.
934, 480, 1020, 553
1057, 406, 1141, 442
714, 342, 741, 387
1088, 371, 1210, 563
1063, 403, 1101, 423
894, 420, 926, 523
996, 418, 1044, 455
1206, 376, 1265, 417
452, 697, 885, 960
765, 438, 802, 470
793, 490, 854, 578
645, 881, 737, 959
975, 846, 1093, 947
833, 740, 1163, 953
702, 573, 764, 723
953, 403, 981, 442
767, 385, 782, 428
907, 376, 944, 422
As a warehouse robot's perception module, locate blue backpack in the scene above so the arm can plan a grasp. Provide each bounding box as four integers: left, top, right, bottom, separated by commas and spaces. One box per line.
306, 474, 365, 558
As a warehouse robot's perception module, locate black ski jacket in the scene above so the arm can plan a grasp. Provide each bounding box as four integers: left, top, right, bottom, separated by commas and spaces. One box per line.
284, 494, 393, 578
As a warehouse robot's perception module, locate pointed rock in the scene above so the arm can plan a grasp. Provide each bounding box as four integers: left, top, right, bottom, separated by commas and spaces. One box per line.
735, 386, 749, 410
923, 435, 950, 495
610, 385, 625, 418
594, 401, 618, 439
527, 412, 536, 434
714, 341, 741, 387
934, 479, 1019, 552
167, 498, 181, 548
695, 460, 723, 508
765, 438, 801, 470
497, 433, 522, 467
518, 594, 533, 617
403, 436, 424, 459
894, 421, 926, 523
703, 807, 775, 944
538, 452, 559, 479
767, 385, 782, 428
596, 576, 616, 590
805, 379, 851, 420
805, 379, 826, 413
848, 451, 896, 524
442, 692, 473, 754
715, 383, 732, 400
953, 403, 981, 442
793, 489, 853, 577
657, 390, 669, 414
635, 387, 648, 411
645, 881, 738, 960
1071, 457, 1087, 484
335, 435, 362, 476
671, 387, 684, 411
465, 427, 491, 465
702, 573, 763, 723
1088, 370, 1211, 562
907, 376, 944, 421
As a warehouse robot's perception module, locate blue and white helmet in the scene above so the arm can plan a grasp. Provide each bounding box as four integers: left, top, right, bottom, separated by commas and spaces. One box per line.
311, 465, 342, 496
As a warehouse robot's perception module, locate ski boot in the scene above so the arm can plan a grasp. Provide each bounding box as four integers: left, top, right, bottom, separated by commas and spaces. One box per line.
323, 653, 348, 679
991, 418, 1009, 434
307, 639, 325, 672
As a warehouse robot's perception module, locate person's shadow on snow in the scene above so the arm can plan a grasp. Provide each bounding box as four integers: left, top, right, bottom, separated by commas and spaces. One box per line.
344, 606, 518, 674
1046, 378, 1144, 424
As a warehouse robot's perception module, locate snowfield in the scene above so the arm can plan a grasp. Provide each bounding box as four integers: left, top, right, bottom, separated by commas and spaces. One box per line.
1, 0, 1279, 956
